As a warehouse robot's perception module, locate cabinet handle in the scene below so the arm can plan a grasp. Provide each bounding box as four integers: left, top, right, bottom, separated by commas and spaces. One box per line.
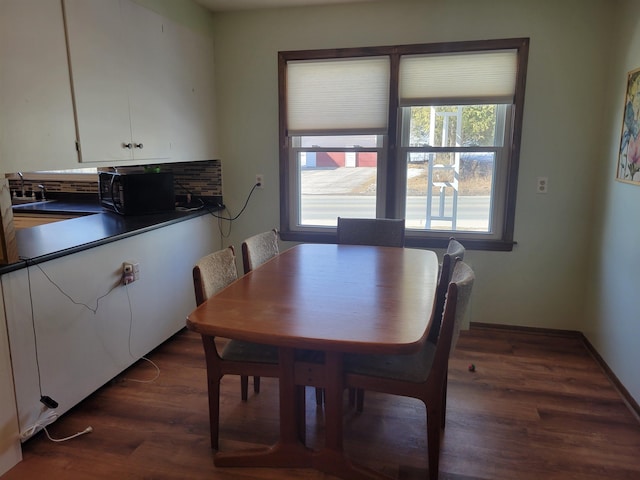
123, 143, 133, 149
134, 143, 144, 149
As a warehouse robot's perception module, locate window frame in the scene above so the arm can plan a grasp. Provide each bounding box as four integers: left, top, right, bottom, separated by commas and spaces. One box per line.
278, 38, 529, 251
289, 141, 387, 229
397, 104, 511, 242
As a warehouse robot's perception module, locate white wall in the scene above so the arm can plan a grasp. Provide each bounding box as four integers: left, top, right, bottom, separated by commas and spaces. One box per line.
585, 0, 640, 406
134, 0, 215, 33
211, 0, 613, 331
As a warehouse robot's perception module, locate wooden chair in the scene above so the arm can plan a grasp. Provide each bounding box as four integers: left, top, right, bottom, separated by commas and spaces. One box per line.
193, 246, 279, 449
344, 259, 475, 480
335, 217, 406, 409
355, 237, 466, 412
428, 237, 465, 344
337, 217, 405, 247
421, 237, 466, 429
240, 229, 280, 395
241, 228, 279, 275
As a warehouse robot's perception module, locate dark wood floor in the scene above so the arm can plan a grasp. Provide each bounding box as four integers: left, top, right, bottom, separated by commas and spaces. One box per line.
3, 327, 640, 480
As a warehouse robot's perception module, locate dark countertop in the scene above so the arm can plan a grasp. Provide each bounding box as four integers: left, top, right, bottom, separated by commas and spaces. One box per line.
11, 199, 104, 215
1, 201, 220, 276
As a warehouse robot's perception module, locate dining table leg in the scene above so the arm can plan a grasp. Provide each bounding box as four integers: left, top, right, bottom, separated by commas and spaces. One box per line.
312, 351, 391, 480
214, 347, 312, 468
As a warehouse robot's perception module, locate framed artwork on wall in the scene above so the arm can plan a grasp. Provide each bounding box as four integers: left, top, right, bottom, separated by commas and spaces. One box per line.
617, 67, 640, 184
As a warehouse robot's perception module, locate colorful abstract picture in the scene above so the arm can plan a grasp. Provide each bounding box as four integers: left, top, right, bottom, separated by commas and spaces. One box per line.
617, 67, 640, 184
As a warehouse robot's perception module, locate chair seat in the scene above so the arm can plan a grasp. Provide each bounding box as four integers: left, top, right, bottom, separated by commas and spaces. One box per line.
345, 341, 436, 383
221, 340, 279, 364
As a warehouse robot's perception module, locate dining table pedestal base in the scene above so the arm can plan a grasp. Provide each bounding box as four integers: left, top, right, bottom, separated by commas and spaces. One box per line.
214, 442, 313, 469
215, 445, 393, 480
213, 348, 395, 480
312, 449, 395, 480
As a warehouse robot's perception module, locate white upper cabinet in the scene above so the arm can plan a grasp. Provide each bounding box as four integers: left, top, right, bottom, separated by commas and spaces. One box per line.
0, 0, 79, 173
0, 0, 217, 171
64, 0, 172, 163
165, 21, 219, 161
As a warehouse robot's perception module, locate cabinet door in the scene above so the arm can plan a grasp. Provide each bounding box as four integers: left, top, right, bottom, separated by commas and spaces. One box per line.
64, 0, 133, 163
64, 0, 171, 163
165, 20, 219, 161
0, 0, 79, 173
124, 0, 172, 162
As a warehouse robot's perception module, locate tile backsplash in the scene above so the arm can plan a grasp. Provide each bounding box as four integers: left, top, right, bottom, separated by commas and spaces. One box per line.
156, 160, 222, 198
8, 177, 98, 194
7, 159, 222, 200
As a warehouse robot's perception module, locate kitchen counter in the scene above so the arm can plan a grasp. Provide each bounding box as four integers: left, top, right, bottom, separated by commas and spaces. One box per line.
11, 199, 104, 215
0, 204, 219, 275
2, 207, 221, 452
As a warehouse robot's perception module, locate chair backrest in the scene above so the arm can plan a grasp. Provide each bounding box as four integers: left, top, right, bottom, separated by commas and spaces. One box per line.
428, 237, 466, 343
431, 259, 475, 379
336, 217, 405, 247
241, 228, 279, 274
193, 246, 238, 306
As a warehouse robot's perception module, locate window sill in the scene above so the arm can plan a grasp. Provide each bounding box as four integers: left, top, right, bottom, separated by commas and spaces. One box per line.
279, 229, 516, 252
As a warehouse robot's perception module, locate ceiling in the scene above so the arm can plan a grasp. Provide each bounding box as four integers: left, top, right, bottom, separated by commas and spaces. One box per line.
195, 0, 378, 12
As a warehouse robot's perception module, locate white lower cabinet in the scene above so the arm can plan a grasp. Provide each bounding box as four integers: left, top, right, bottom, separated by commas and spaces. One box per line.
0, 294, 21, 475
2, 215, 218, 440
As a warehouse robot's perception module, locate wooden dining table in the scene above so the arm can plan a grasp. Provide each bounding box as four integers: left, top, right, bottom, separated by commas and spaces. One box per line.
186, 243, 438, 480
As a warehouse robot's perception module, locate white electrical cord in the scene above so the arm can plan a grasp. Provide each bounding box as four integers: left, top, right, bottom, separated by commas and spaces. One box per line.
20, 411, 58, 439
124, 356, 161, 383
20, 411, 93, 443
18, 256, 157, 446
124, 284, 161, 383
44, 425, 93, 443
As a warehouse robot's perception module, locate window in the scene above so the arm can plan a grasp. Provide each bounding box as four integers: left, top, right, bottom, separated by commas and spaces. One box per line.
278, 39, 529, 251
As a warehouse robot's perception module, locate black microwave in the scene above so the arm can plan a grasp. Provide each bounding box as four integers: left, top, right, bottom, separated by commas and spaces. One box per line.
99, 171, 175, 215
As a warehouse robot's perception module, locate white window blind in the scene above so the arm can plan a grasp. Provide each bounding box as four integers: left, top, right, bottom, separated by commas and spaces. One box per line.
399, 50, 517, 106
287, 57, 390, 134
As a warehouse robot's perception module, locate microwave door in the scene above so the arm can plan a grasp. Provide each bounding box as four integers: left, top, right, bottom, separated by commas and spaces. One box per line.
110, 175, 124, 214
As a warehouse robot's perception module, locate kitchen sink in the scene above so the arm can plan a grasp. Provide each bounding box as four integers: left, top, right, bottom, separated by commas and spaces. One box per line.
11, 197, 55, 206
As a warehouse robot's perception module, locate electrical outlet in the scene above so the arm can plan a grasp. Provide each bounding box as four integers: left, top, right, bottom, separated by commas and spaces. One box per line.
255, 174, 264, 189
537, 177, 548, 194
122, 261, 140, 285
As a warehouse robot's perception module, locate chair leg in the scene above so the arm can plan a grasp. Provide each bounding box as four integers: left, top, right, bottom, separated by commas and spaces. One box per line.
355, 388, 365, 413
441, 373, 448, 429
240, 375, 249, 401
208, 378, 221, 450
297, 386, 307, 444
315, 387, 323, 406
201, 335, 222, 450
426, 403, 442, 480
254, 375, 261, 394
